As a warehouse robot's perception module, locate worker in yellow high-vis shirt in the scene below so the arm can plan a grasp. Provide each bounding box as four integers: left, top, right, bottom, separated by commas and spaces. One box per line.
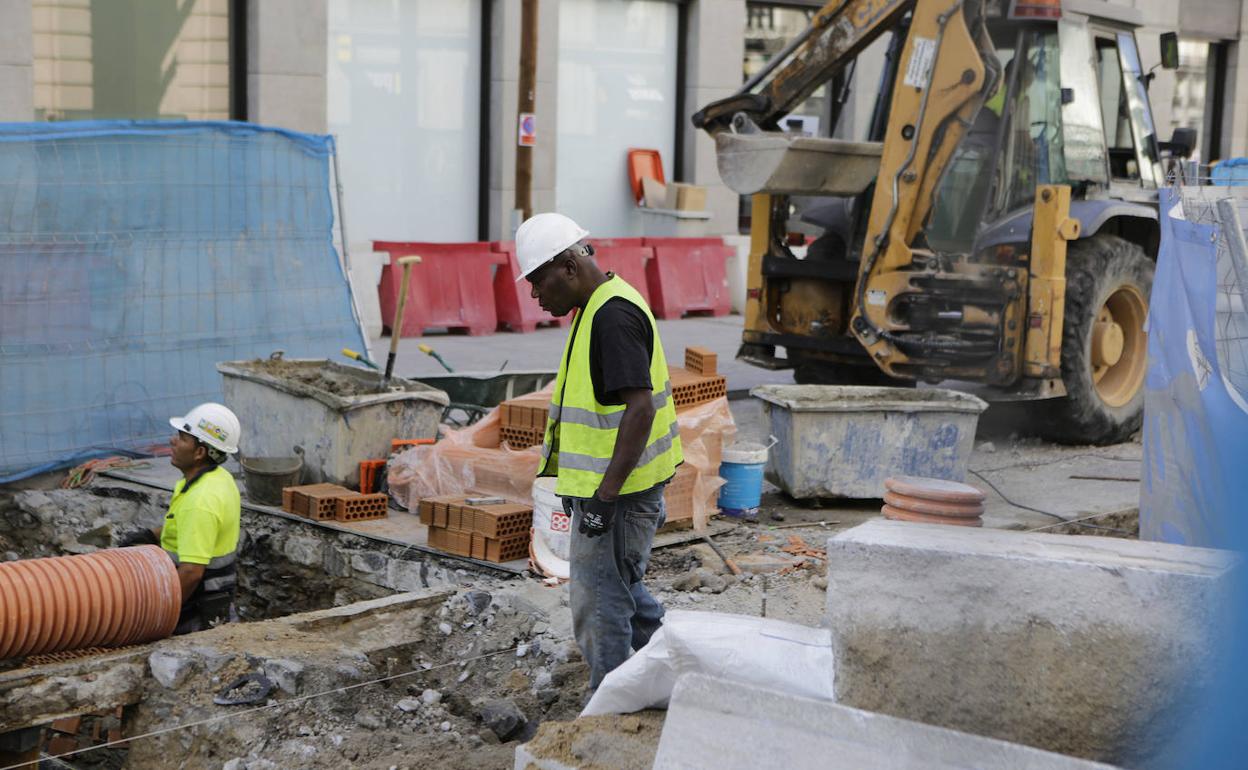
516, 212, 683, 690
120, 402, 242, 634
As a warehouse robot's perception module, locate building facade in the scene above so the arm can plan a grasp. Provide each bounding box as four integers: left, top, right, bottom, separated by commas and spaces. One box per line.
0, 0, 1245, 250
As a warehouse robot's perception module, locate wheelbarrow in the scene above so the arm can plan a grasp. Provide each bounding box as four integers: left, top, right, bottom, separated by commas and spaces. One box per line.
413, 370, 556, 426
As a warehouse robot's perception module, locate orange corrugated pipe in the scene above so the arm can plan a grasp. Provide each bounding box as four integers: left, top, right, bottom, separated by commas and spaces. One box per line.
0, 545, 181, 659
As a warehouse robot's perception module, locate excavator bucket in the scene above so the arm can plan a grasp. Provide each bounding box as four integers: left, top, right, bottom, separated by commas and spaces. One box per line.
715, 132, 883, 196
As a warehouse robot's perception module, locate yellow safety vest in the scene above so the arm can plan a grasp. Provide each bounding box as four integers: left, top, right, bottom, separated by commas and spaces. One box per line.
162, 465, 240, 596
538, 276, 682, 497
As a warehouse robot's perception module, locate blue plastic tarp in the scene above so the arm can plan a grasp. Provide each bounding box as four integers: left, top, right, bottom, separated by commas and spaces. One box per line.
1210, 158, 1248, 187
1141, 187, 1248, 547
0, 120, 366, 478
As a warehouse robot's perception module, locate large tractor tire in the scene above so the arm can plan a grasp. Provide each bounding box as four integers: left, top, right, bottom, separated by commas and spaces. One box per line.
1040, 234, 1152, 445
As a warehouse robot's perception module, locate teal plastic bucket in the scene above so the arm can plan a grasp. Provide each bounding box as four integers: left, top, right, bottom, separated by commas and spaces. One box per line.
718, 439, 774, 520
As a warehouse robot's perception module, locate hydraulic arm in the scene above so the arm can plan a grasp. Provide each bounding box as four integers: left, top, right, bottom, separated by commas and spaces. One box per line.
696, 0, 1002, 379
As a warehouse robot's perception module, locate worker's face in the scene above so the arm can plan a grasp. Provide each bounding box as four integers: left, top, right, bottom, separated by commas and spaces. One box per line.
170, 430, 206, 471
527, 254, 578, 317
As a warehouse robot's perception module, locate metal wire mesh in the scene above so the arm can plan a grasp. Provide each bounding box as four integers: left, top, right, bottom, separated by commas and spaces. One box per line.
1172, 185, 1248, 413
0, 121, 366, 476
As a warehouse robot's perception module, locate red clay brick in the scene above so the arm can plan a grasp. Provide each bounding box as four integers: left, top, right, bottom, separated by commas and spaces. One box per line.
51, 716, 81, 734
284, 483, 348, 516
334, 492, 388, 522
484, 533, 530, 563
48, 735, 79, 755
467, 502, 533, 539
684, 346, 718, 375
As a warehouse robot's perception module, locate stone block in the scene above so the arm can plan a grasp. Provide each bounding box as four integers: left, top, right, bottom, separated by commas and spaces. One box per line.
262, 658, 305, 695
149, 650, 196, 689
349, 549, 387, 575
825, 520, 1237, 766
323, 545, 352, 577
386, 558, 426, 592
653, 673, 1117, 770
282, 535, 324, 568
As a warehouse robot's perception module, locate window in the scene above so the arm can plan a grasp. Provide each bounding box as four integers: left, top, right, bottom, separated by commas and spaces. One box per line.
33, 0, 232, 121
327, 0, 483, 242
556, 0, 678, 237
927, 30, 1067, 251
1001, 30, 1067, 213
1092, 33, 1161, 186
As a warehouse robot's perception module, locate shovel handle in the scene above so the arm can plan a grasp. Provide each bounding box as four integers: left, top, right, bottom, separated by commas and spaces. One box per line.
383, 256, 422, 384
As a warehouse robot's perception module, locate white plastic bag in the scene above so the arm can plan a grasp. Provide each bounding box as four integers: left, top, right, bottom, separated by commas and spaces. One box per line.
581, 610, 835, 716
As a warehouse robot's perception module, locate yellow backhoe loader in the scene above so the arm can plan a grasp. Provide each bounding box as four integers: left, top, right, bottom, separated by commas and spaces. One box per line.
694, 0, 1190, 444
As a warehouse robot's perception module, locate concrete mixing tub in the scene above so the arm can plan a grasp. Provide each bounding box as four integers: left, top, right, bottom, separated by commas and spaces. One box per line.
218, 359, 449, 487
750, 385, 987, 498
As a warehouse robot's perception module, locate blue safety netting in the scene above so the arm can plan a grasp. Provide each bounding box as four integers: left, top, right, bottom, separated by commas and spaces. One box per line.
1141, 187, 1248, 547
0, 121, 367, 479
1147, 188, 1248, 768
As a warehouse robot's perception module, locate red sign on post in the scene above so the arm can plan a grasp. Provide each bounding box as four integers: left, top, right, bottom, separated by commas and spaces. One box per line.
518, 112, 536, 147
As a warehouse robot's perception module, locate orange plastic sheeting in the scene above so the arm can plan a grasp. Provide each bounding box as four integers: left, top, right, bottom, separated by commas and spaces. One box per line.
388, 386, 735, 531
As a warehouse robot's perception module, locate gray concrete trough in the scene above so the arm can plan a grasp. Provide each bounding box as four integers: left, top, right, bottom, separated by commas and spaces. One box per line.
653, 673, 1118, 769
825, 520, 1237, 767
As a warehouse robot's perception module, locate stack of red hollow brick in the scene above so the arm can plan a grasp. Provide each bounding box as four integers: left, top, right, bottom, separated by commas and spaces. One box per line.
497, 346, 725, 451
282, 483, 390, 523
489, 346, 723, 532
419, 496, 533, 562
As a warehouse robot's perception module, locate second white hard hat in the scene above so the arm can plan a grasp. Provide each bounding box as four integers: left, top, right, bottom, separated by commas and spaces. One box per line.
169, 402, 241, 455
514, 212, 589, 282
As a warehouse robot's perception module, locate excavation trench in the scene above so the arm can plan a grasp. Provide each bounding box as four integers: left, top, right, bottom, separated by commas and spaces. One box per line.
0, 479, 581, 770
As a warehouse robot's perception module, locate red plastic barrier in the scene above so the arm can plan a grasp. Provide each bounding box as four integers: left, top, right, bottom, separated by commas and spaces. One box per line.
375, 241, 504, 337
641, 238, 732, 320
491, 241, 570, 333
589, 239, 653, 305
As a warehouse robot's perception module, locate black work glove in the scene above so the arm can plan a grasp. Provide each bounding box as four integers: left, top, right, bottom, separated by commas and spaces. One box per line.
117, 528, 159, 548
578, 493, 617, 538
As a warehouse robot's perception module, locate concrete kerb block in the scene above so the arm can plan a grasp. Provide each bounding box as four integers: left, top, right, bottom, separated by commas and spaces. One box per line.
824, 520, 1238, 767
654, 673, 1118, 770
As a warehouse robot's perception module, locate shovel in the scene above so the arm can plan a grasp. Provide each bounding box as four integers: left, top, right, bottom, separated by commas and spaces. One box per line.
382, 255, 421, 388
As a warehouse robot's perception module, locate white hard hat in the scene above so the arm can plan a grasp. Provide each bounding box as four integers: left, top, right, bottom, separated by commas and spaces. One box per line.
169, 402, 241, 455
514, 212, 590, 282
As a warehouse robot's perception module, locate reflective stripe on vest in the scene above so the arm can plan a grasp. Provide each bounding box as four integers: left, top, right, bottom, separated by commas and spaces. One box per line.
537, 275, 683, 497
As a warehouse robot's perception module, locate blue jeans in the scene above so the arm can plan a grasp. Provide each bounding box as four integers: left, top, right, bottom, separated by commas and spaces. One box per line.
565, 484, 667, 690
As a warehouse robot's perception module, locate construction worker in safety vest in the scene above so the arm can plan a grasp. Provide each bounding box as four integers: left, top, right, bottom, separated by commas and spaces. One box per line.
517, 212, 683, 690
119, 402, 242, 634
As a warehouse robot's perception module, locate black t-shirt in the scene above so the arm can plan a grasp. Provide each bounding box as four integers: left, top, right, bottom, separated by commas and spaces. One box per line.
587, 297, 654, 405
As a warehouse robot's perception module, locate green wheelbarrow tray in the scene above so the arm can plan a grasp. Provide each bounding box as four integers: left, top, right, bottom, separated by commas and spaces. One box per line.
413, 370, 556, 426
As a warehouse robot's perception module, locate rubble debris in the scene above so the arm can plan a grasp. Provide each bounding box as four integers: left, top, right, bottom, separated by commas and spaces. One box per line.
516, 711, 665, 770
671, 568, 733, 593
477, 698, 528, 741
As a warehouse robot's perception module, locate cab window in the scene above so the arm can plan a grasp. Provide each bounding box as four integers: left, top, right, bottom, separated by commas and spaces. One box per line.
1095, 36, 1138, 180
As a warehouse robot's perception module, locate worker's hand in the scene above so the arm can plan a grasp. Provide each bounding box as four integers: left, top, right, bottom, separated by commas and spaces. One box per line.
117, 528, 159, 548
578, 493, 617, 538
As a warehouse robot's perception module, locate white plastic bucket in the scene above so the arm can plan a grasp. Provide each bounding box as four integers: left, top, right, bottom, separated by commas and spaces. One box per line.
531, 477, 571, 561
718, 437, 776, 520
